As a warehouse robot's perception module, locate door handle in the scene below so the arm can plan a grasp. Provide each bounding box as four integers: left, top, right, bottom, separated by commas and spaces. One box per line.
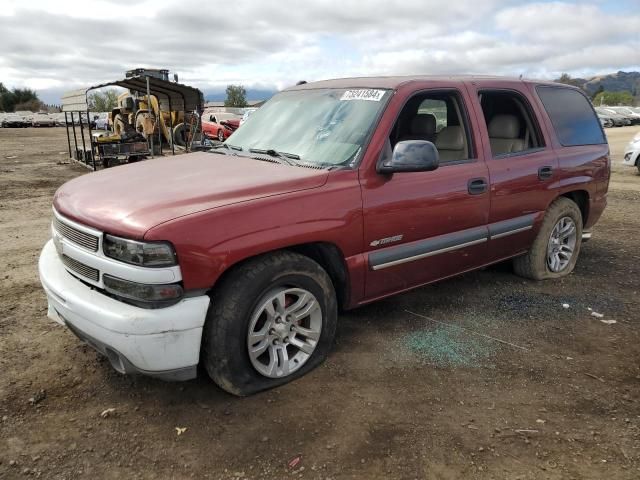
467, 178, 488, 195
538, 166, 553, 180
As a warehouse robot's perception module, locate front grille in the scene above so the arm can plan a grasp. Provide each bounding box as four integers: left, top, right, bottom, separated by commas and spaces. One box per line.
53, 216, 99, 252
61, 254, 100, 282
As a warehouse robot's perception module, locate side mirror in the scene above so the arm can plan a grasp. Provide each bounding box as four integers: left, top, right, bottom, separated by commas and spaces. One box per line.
377, 140, 439, 174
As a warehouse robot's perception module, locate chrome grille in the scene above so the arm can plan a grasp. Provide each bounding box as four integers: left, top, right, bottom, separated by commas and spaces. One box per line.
61, 255, 100, 282
53, 216, 99, 251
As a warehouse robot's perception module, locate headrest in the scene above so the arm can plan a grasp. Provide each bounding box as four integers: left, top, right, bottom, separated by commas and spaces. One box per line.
410, 113, 436, 136
436, 126, 464, 150
488, 114, 520, 139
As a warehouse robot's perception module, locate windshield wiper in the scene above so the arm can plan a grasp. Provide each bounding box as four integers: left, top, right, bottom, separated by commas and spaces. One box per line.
249, 148, 300, 166
210, 143, 243, 156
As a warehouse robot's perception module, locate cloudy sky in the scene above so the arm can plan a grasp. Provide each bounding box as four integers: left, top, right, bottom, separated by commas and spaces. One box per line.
1, 0, 639, 103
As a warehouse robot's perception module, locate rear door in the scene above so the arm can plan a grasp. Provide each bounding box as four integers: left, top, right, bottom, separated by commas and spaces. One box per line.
465, 80, 559, 263
359, 84, 490, 300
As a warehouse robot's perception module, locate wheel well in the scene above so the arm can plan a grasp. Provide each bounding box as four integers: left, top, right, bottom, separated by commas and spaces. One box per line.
287, 243, 350, 310
561, 190, 589, 225
208, 243, 351, 310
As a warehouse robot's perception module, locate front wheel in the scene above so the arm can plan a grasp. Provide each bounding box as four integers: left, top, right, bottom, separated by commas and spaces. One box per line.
202, 251, 338, 396
217, 129, 225, 142
113, 114, 126, 136
513, 197, 583, 280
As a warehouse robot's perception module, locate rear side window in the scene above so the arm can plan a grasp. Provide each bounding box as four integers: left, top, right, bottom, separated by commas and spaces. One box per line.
536, 86, 605, 146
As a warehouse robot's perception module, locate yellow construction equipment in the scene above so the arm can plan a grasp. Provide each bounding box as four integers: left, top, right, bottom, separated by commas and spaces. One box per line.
109, 69, 201, 148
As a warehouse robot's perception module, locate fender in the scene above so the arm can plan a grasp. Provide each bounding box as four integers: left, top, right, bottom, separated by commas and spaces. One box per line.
144, 170, 365, 298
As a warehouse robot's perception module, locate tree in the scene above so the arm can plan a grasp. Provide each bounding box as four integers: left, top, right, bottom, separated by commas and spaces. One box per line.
593, 90, 634, 106
0, 82, 8, 111
14, 99, 44, 112
224, 85, 248, 108
88, 89, 119, 112
556, 73, 584, 89
0, 86, 40, 112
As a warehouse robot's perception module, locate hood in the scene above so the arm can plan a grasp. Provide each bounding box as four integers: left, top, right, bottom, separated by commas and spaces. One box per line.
54, 152, 328, 239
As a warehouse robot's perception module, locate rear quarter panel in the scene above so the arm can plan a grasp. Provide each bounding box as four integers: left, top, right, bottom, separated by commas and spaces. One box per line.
526, 83, 610, 229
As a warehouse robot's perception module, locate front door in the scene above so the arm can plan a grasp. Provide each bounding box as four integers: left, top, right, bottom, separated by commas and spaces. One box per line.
360, 87, 490, 300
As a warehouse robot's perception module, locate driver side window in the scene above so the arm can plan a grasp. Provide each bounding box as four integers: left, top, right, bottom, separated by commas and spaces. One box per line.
390, 91, 473, 163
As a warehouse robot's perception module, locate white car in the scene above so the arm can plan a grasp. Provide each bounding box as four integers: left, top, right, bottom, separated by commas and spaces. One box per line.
623, 131, 640, 173
92, 113, 110, 130
32, 113, 56, 127
15, 110, 35, 123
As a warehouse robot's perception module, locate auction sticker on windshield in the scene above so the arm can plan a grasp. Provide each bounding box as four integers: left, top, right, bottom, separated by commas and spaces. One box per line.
340, 89, 385, 101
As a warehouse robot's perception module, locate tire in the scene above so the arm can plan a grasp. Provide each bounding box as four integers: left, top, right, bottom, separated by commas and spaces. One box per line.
513, 197, 583, 280
217, 129, 225, 142
202, 251, 338, 396
113, 114, 126, 136
173, 123, 187, 146
135, 113, 147, 138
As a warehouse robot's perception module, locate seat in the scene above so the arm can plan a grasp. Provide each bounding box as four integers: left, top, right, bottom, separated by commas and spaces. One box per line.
435, 126, 465, 162
398, 113, 437, 143
488, 114, 524, 155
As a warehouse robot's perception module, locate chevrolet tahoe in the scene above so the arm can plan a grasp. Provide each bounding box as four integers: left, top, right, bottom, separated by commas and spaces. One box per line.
39, 76, 610, 395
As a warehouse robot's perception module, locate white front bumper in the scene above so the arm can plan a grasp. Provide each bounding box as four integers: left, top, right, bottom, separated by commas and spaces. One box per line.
623, 148, 639, 166
39, 240, 210, 380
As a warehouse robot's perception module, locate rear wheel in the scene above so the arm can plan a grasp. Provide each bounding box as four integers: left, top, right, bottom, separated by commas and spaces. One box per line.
513, 197, 583, 280
202, 251, 338, 396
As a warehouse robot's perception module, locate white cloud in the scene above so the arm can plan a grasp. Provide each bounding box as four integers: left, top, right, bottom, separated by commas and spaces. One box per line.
495, 2, 640, 47
0, 0, 638, 101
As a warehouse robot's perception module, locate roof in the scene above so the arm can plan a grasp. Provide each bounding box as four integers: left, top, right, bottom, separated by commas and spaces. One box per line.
62, 75, 204, 112
286, 75, 562, 91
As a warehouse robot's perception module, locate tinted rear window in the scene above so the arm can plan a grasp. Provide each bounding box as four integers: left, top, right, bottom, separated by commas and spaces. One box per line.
536, 86, 605, 146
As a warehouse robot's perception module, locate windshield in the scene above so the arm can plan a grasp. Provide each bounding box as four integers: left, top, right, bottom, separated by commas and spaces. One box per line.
226, 88, 390, 167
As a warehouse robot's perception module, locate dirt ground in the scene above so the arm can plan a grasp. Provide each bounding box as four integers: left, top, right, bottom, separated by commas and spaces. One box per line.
1, 126, 639, 480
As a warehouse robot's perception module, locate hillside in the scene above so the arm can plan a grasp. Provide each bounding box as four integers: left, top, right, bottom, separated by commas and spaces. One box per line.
557, 71, 640, 95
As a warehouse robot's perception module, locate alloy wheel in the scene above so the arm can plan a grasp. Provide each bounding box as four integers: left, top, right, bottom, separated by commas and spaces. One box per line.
547, 216, 577, 272
247, 287, 322, 378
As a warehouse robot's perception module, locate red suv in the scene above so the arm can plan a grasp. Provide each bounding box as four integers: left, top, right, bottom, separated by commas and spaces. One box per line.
39, 76, 609, 395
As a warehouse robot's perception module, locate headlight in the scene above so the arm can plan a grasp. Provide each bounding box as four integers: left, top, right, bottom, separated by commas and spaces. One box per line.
103, 234, 177, 267
103, 275, 183, 308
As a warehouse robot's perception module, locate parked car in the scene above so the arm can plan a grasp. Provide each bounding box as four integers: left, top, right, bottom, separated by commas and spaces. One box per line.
623, 131, 640, 173
1, 113, 28, 127
202, 112, 241, 141
597, 114, 614, 128
39, 76, 609, 395
595, 107, 628, 126
92, 113, 110, 130
15, 110, 35, 123
32, 113, 56, 127
608, 106, 640, 125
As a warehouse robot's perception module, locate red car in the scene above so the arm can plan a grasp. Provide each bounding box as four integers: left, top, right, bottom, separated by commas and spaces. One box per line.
40, 76, 609, 395
201, 112, 240, 141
